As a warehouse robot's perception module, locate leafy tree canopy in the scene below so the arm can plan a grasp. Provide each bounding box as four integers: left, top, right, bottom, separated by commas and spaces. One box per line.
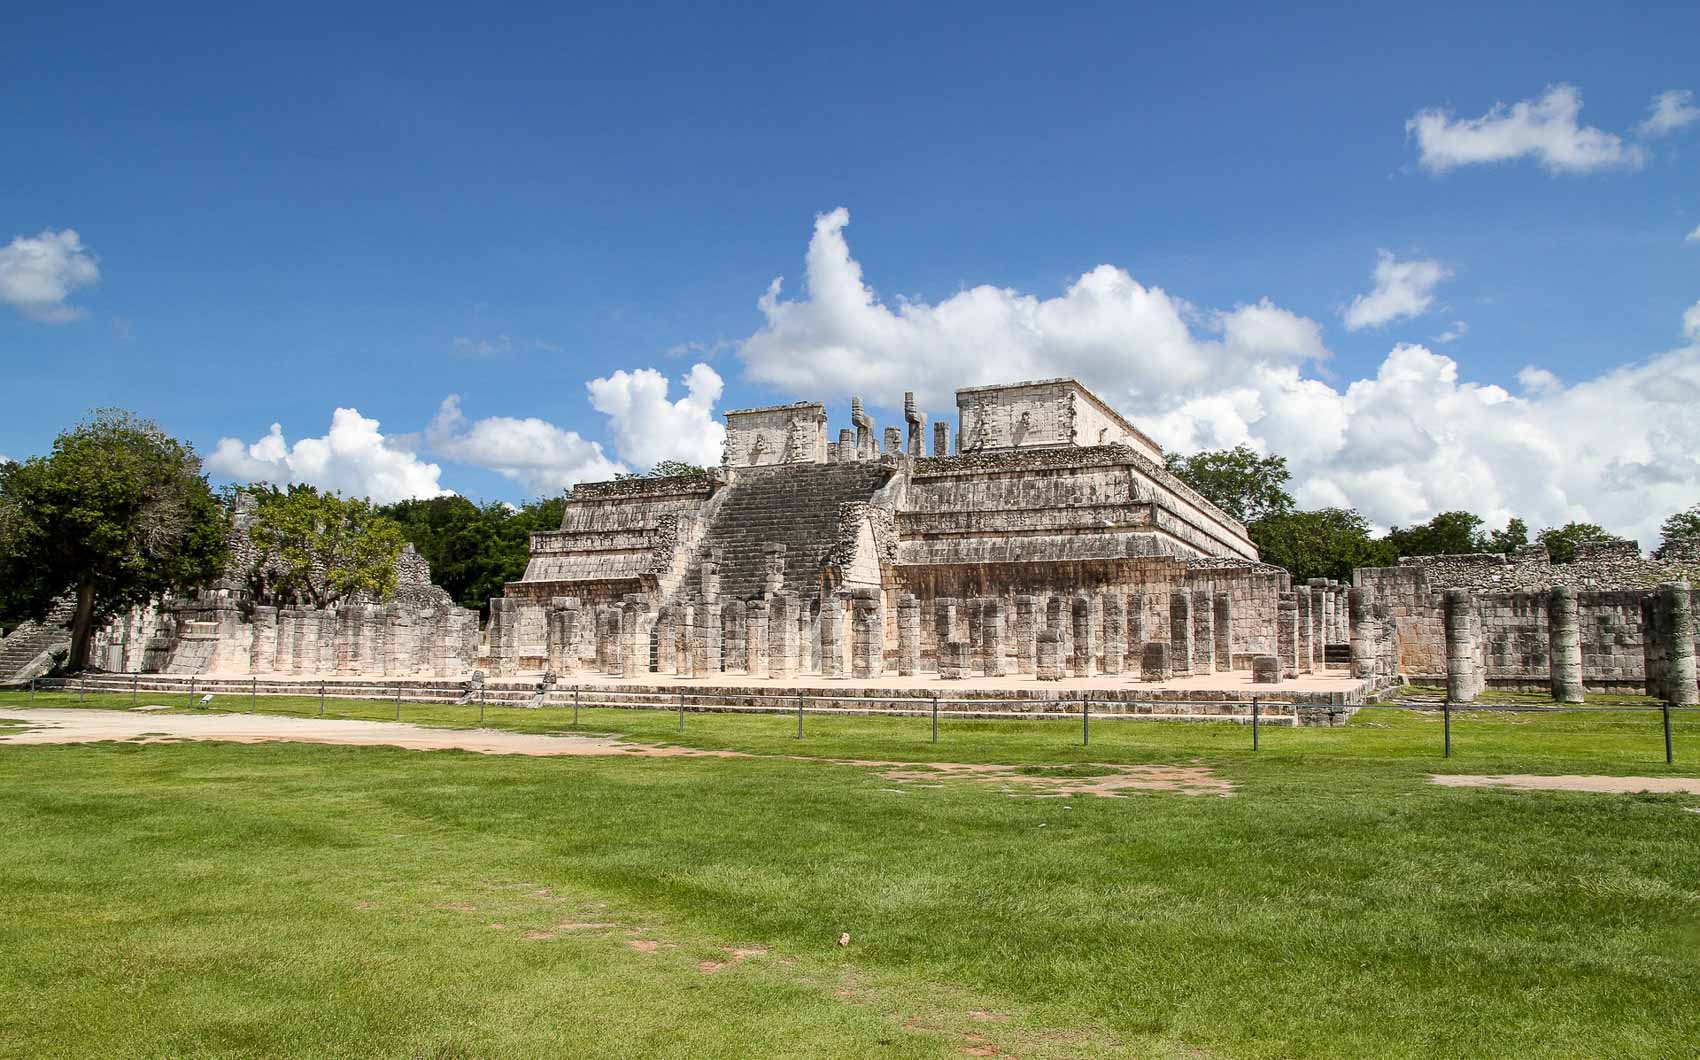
0, 409, 228, 669
247, 485, 406, 608
1536, 522, 1630, 564
1656, 503, 1700, 558
614, 461, 709, 481
1249, 507, 1395, 584
1484, 517, 1529, 554
377, 494, 565, 615
1162, 446, 1294, 524
1382, 510, 1487, 558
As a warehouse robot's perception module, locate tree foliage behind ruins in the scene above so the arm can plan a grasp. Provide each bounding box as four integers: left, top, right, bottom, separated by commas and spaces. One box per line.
377, 494, 565, 616
245, 485, 406, 608
0, 409, 228, 669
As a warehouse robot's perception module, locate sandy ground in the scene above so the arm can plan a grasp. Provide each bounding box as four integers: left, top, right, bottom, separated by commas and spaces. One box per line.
0, 708, 730, 758
0, 707, 1227, 797
1430, 774, 1700, 795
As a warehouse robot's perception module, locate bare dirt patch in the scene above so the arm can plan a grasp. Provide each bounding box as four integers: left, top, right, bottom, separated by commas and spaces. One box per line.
626, 939, 658, 953
0, 708, 742, 759
1430, 774, 1700, 795
847, 760, 1232, 798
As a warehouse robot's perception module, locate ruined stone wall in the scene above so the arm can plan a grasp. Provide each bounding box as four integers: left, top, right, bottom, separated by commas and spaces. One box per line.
722, 402, 828, 467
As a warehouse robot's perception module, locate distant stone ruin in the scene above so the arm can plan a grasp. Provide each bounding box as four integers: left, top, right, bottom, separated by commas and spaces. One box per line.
493, 377, 1361, 686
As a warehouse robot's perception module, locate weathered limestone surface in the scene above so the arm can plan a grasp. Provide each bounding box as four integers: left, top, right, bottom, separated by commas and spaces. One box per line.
1547, 586, 1583, 703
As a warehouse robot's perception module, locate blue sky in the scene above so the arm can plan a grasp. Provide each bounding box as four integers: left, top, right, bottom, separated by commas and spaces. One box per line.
3, 1, 1698, 541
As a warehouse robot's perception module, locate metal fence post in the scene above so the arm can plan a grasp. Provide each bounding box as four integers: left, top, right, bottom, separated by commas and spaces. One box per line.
29, 678, 35, 704
395, 683, 401, 721
1665, 700, 1674, 765
572, 688, 579, 727
479, 686, 486, 724
931, 692, 939, 744
1443, 699, 1452, 758
1082, 696, 1089, 746
131, 674, 138, 705
1252, 696, 1260, 751
79, 675, 85, 703
319, 682, 325, 717
678, 689, 685, 732
796, 693, 804, 739
189, 676, 196, 708
251, 677, 257, 713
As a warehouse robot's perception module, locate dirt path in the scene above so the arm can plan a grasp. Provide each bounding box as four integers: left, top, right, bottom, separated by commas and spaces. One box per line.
0, 708, 735, 758
0, 707, 1228, 797
1430, 774, 1700, 795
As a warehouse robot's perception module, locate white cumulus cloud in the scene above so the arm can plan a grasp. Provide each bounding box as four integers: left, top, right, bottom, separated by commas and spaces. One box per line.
739, 207, 1326, 412
1433, 321, 1470, 344
1638, 89, 1699, 138
1343, 252, 1451, 331
208, 408, 451, 504
0, 228, 100, 323
1407, 84, 1645, 174
733, 209, 1700, 544
586, 363, 727, 469
426, 396, 625, 494
1686, 224, 1700, 243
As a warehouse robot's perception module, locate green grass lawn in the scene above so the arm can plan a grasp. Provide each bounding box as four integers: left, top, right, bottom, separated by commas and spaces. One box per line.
2, 691, 1697, 1058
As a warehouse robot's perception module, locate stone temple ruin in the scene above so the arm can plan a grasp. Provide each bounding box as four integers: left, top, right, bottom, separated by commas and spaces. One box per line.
492, 378, 1364, 693
4, 376, 1695, 711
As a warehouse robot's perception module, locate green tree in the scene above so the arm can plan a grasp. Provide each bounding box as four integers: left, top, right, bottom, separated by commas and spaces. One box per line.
0, 410, 229, 670
1656, 503, 1700, 558
248, 485, 406, 607
378, 494, 567, 615
1484, 517, 1529, 554
1250, 508, 1395, 583
1382, 510, 1487, 558
615, 460, 709, 481
1536, 522, 1630, 564
1163, 446, 1295, 524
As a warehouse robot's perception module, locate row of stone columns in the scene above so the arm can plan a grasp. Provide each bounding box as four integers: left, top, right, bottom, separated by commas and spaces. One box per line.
246, 604, 477, 678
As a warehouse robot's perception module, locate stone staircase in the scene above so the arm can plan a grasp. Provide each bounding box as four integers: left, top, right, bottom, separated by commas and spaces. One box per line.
0, 598, 76, 682
689, 462, 892, 602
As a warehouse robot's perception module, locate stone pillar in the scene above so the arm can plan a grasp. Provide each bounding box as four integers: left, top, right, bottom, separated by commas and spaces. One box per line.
384, 603, 412, 676
1169, 592, 1192, 675
982, 599, 1006, 677
249, 606, 278, 675
769, 592, 799, 677
285, 608, 308, 675
1252, 655, 1282, 684
336, 605, 364, 675
1348, 587, 1375, 680
1126, 593, 1146, 672
762, 544, 786, 597
653, 606, 675, 673
1655, 582, 1698, 705
1100, 594, 1124, 676
547, 598, 580, 675
721, 600, 746, 673
1070, 594, 1095, 678
692, 597, 719, 676
820, 594, 846, 677
882, 426, 902, 456
594, 605, 621, 675
487, 598, 519, 677
745, 601, 770, 678
1046, 596, 1072, 666
1036, 631, 1063, 681
897, 593, 921, 675
1295, 586, 1313, 673
851, 397, 873, 460
934, 597, 958, 670
620, 597, 649, 677
1140, 642, 1169, 682
905, 393, 924, 458
939, 640, 970, 679
1013, 595, 1038, 675
1544, 586, 1583, 703
1443, 589, 1481, 703
1191, 589, 1215, 674
1309, 580, 1331, 660
1213, 591, 1233, 672
1277, 594, 1300, 678
933, 421, 950, 457
851, 588, 883, 679
965, 598, 986, 673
